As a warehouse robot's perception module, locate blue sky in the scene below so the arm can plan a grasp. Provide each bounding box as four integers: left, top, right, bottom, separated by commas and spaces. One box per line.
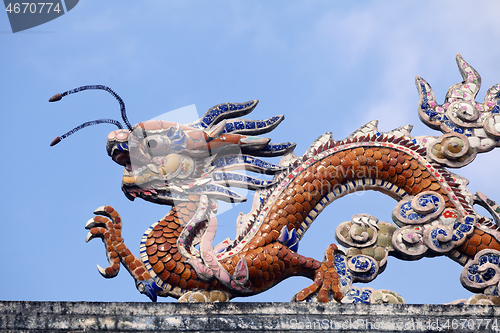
2, 1, 500, 303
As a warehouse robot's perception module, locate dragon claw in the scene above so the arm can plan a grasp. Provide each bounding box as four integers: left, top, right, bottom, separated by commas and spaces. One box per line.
85, 231, 96, 242
85, 218, 96, 229
85, 217, 107, 229
97, 264, 118, 278
293, 244, 343, 303
93, 206, 108, 215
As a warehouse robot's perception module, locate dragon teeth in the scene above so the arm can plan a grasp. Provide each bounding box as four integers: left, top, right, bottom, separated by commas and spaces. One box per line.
148, 164, 160, 174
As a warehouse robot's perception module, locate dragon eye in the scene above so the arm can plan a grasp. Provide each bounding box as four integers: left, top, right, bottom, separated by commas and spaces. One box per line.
147, 139, 157, 148
144, 135, 170, 156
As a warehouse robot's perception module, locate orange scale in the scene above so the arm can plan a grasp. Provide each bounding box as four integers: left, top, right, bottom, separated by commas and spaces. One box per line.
165, 215, 175, 222
146, 244, 158, 256
168, 273, 180, 286
167, 238, 177, 245
178, 279, 188, 289
125, 255, 134, 264
158, 243, 172, 252
159, 270, 171, 281
135, 267, 145, 276
477, 244, 488, 252
152, 230, 163, 238
155, 236, 168, 244
153, 261, 165, 274
158, 220, 169, 227
172, 252, 182, 261
429, 183, 441, 191
481, 233, 492, 245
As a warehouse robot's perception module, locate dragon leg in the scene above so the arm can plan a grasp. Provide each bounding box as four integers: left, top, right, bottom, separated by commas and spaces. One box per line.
293, 244, 343, 303
85, 205, 159, 301
219, 241, 342, 302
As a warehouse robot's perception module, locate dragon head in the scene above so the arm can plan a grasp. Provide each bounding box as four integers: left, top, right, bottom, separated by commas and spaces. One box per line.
50, 85, 295, 207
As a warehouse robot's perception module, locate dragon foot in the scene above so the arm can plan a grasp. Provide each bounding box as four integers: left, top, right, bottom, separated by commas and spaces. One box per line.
86, 205, 158, 301
292, 244, 343, 303
178, 290, 231, 303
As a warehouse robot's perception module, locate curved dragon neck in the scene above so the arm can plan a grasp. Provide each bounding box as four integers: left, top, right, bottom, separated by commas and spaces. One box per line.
140, 199, 215, 297
217, 134, 476, 260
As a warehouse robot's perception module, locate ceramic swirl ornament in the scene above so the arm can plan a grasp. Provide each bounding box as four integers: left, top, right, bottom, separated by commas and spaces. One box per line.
49, 55, 500, 305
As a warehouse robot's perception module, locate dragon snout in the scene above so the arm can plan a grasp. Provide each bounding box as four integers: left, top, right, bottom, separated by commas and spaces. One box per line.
107, 129, 132, 167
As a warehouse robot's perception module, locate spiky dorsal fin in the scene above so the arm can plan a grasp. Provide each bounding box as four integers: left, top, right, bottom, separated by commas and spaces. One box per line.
304, 132, 333, 157
387, 124, 413, 138
347, 120, 379, 139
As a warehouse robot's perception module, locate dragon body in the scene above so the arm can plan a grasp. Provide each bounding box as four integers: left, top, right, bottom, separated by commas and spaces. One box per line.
54, 55, 500, 304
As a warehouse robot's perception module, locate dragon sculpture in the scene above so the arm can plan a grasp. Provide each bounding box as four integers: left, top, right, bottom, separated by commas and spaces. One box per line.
50, 54, 500, 305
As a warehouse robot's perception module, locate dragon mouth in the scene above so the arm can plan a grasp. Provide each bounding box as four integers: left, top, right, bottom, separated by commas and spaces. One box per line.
121, 166, 187, 204
120, 163, 211, 205
111, 149, 131, 169
122, 184, 178, 203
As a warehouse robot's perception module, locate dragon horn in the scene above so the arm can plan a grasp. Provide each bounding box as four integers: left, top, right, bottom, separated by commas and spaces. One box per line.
49, 85, 132, 130
49, 85, 131, 146
50, 119, 124, 146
